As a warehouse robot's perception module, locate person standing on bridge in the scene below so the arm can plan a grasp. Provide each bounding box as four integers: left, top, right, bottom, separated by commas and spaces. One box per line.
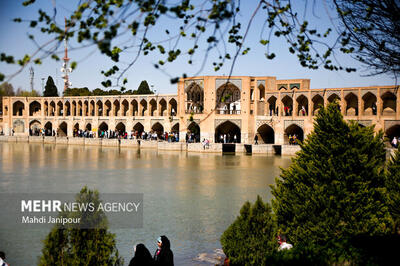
254, 134, 258, 145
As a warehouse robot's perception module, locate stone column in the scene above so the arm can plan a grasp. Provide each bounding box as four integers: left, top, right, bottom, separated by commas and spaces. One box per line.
358, 89, 363, 118
377, 88, 382, 119
63, 101, 67, 117
293, 93, 297, 117
278, 92, 282, 117
340, 90, 345, 116
396, 88, 400, 120
119, 101, 124, 116
55, 102, 60, 116
308, 91, 312, 118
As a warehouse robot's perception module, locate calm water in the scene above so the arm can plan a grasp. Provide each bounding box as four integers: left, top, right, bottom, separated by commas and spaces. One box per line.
0, 142, 292, 265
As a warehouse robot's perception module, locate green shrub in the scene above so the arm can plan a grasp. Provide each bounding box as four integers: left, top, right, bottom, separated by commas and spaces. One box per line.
221, 195, 277, 265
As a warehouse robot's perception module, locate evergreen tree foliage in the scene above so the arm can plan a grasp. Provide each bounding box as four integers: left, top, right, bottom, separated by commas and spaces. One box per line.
43, 76, 59, 97
221, 195, 277, 265
136, 80, 153, 94
271, 102, 393, 262
39, 186, 123, 265
386, 146, 400, 234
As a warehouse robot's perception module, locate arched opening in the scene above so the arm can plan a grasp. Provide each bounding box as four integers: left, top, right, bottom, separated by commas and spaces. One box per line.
312, 94, 324, 115
104, 100, 112, 116
84, 100, 89, 116
151, 122, 164, 138
296, 94, 308, 116
285, 124, 304, 145
257, 124, 274, 144
345, 93, 358, 116
187, 122, 200, 143
13, 101, 25, 116
65, 101, 71, 116
169, 98, 177, 116
121, 100, 129, 116
57, 101, 63, 116
186, 83, 204, 113
149, 99, 157, 116
29, 101, 41, 116
77, 101, 83, 116
49, 101, 56, 116
140, 99, 147, 116
113, 100, 120, 116
386, 125, 400, 146
44, 122, 53, 136
362, 92, 377, 115
96, 101, 103, 116
44, 101, 49, 116
29, 120, 41, 136
99, 122, 109, 132
381, 91, 396, 116
282, 95, 293, 116
215, 121, 241, 143
171, 123, 179, 133
267, 96, 277, 116
71, 101, 76, 116
216, 83, 241, 114
85, 123, 92, 131
115, 122, 126, 135
90, 100, 95, 116
58, 122, 68, 137
258, 84, 265, 101
159, 98, 167, 116
130, 100, 138, 116
133, 122, 144, 135
328, 94, 340, 104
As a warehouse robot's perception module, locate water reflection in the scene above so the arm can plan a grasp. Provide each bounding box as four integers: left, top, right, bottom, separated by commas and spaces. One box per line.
0, 142, 291, 265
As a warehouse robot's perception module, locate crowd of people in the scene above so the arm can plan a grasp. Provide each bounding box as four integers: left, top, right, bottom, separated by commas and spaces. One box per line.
288, 134, 300, 145
216, 133, 239, 143
29, 128, 55, 136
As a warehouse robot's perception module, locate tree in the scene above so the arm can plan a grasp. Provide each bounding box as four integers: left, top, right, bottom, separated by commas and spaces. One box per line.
386, 146, 400, 234
221, 196, 277, 265
333, 0, 400, 78
135, 80, 153, 95
2, 1, 398, 88
43, 76, 59, 97
0, 82, 15, 112
39, 186, 123, 265
271, 102, 393, 263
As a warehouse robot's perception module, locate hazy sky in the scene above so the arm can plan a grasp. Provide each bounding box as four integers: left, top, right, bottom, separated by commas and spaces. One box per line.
0, 0, 395, 95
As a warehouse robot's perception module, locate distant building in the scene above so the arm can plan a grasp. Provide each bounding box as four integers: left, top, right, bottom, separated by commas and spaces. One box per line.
1, 76, 399, 144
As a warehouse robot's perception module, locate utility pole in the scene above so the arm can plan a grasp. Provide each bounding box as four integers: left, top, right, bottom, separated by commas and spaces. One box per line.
61, 17, 72, 92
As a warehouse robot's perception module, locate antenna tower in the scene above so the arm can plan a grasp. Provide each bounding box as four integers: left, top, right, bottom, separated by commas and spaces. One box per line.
61, 17, 72, 92
29, 67, 34, 92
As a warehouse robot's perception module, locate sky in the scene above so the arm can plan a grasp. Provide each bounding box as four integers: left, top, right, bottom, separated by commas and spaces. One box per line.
0, 0, 396, 95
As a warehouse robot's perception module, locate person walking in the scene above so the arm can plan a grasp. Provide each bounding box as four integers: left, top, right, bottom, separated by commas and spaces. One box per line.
129, 243, 154, 266
254, 134, 258, 145
154, 236, 174, 266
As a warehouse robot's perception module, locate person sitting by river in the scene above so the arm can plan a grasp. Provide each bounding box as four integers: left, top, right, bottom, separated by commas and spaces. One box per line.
128, 243, 154, 266
154, 236, 174, 266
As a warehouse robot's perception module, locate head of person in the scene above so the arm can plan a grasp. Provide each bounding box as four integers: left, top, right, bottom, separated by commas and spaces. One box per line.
157, 235, 171, 250
0, 251, 5, 260
134, 243, 151, 258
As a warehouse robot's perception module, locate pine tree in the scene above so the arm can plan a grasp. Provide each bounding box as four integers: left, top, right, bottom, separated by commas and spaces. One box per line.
271, 102, 393, 262
135, 80, 153, 94
39, 186, 123, 265
221, 196, 277, 265
43, 76, 59, 97
386, 146, 400, 234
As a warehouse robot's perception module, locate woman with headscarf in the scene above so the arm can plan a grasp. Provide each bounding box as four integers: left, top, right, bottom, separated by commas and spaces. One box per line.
153, 235, 174, 266
128, 243, 154, 266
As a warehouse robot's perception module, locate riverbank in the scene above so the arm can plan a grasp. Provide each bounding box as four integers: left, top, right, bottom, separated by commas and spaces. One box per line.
0, 135, 301, 155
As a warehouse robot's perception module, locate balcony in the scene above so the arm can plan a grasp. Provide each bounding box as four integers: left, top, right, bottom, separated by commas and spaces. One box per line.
216, 110, 241, 115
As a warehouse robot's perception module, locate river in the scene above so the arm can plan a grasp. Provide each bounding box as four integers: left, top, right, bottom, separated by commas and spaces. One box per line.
0, 142, 292, 265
